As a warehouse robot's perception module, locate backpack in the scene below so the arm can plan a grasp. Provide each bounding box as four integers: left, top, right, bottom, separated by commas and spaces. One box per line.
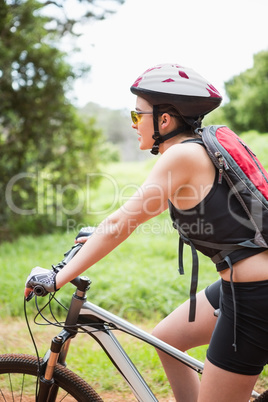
174, 125, 268, 321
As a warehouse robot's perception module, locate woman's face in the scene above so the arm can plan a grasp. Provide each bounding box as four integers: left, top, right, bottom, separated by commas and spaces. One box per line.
132, 97, 154, 151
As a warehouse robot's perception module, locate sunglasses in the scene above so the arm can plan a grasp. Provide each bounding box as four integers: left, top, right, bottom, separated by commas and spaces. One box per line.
131, 110, 153, 124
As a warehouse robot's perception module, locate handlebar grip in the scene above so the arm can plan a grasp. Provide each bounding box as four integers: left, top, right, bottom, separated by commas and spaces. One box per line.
75, 226, 95, 240
33, 285, 47, 296
33, 276, 90, 296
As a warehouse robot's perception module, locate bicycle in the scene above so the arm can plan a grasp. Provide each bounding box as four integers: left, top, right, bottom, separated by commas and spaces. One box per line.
0, 235, 267, 401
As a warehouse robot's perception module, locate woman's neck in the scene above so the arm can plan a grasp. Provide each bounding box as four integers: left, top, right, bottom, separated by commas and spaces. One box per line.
159, 133, 197, 154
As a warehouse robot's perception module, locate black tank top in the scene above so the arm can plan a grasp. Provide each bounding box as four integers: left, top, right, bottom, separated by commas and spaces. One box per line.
169, 170, 266, 271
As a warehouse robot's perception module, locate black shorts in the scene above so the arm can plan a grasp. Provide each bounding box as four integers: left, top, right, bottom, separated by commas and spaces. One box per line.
205, 279, 268, 375
205, 279, 221, 310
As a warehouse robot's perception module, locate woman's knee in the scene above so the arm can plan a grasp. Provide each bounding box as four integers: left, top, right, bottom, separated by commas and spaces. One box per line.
152, 320, 168, 341
152, 315, 188, 351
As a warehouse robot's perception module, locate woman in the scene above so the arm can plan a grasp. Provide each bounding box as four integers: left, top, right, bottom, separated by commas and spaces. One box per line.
25, 64, 268, 401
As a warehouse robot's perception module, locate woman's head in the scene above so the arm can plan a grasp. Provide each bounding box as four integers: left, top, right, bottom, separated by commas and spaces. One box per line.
131, 97, 193, 153
130, 64, 222, 154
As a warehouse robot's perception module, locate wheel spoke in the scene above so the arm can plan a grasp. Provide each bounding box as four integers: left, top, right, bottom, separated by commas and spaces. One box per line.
0, 385, 8, 401
59, 391, 70, 401
8, 373, 14, 402
19, 374, 25, 402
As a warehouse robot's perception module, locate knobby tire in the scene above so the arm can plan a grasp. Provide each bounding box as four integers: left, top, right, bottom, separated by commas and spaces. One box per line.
0, 353, 103, 401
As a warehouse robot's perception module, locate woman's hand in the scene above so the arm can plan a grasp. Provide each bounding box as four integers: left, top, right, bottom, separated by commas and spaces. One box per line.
24, 267, 57, 300
75, 226, 95, 244
75, 236, 89, 244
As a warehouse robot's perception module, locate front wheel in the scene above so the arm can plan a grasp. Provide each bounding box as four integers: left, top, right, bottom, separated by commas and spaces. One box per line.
0, 353, 103, 401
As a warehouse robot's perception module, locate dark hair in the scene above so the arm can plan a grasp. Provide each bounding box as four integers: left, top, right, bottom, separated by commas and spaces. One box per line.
157, 104, 197, 137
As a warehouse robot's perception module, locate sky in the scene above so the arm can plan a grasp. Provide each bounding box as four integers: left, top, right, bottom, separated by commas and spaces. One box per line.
68, 0, 268, 111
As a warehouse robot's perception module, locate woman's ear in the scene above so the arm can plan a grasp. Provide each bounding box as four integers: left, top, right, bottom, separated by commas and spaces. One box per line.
160, 113, 171, 130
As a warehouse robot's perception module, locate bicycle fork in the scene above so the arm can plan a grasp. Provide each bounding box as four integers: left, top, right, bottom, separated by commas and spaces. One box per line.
36, 277, 90, 402
37, 331, 72, 401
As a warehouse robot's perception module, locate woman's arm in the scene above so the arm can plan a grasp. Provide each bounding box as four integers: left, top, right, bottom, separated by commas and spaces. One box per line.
56, 183, 168, 288
25, 144, 199, 297
56, 145, 195, 288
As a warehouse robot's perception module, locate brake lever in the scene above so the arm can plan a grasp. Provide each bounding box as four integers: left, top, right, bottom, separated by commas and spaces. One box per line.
26, 228, 94, 301
25, 291, 34, 302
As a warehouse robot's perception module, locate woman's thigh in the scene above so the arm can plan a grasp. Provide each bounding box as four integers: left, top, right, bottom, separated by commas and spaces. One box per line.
198, 358, 258, 402
153, 287, 219, 351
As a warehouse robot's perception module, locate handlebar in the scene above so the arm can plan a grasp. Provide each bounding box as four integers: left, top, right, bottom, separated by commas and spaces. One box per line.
33, 284, 47, 297
32, 275, 91, 297
31, 226, 95, 297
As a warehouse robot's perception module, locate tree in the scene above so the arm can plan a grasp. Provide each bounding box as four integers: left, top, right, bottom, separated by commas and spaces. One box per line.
38, 0, 125, 37
0, 0, 124, 236
222, 50, 268, 133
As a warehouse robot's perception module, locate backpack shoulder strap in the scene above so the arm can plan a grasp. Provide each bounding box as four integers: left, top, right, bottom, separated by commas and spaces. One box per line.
180, 137, 204, 146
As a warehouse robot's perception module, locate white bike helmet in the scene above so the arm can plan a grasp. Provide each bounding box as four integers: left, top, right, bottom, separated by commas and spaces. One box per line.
130, 64, 222, 154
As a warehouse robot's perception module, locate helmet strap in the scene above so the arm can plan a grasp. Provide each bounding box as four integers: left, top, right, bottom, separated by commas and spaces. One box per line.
182, 115, 203, 130
151, 105, 189, 155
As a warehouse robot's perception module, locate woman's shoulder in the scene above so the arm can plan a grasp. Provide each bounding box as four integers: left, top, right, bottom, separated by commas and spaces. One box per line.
152, 140, 215, 186
144, 139, 215, 203
158, 140, 209, 167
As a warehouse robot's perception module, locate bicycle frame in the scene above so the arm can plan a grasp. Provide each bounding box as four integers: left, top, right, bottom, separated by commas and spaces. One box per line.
37, 278, 260, 402
79, 301, 204, 402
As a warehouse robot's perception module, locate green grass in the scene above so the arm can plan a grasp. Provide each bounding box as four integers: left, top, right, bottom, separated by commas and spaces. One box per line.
1, 131, 268, 398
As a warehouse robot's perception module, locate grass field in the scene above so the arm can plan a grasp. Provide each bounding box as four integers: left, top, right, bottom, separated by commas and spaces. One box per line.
1, 131, 268, 399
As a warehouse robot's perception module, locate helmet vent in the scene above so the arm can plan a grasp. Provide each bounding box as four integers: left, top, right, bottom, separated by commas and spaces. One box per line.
178, 71, 189, 79
162, 78, 175, 83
